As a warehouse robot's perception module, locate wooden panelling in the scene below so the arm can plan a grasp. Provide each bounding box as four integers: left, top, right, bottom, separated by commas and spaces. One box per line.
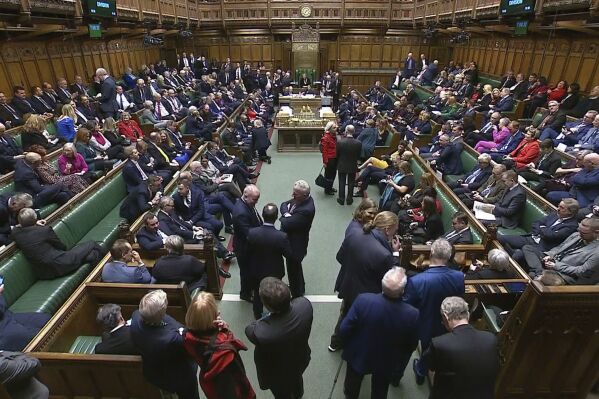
451, 36, 599, 91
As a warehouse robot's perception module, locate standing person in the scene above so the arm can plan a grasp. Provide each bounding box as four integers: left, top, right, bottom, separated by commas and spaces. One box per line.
94, 68, 118, 119
404, 238, 465, 385
129, 290, 199, 399
320, 121, 338, 195
420, 297, 499, 399
336, 124, 362, 206
232, 185, 262, 302
340, 267, 419, 398
279, 180, 315, 298
247, 204, 295, 319
245, 278, 313, 399
184, 292, 255, 399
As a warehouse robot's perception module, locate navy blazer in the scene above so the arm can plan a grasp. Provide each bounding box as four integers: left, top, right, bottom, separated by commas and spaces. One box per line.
492, 185, 527, 229
437, 144, 464, 175
135, 226, 163, 251
247, 224, 295, 281
403, 266, 465, 348
129, 311, 198, 397
122, 160, 147, 193
119, 182, 152, 222
462, 165, 492, 190
153, 253, 207, 292
495, 130, 524, 154
13, 159, 44, 196
172, 186, 207, 225
279, 197, 315, 261
157, 211, 195, 242
337, 229, 397, 305
98, 76, 119, 114
0, 295, 51, 351
232, 198, 262, 255
340, 293, 419, 376
531, 213, 579, 251
494, 95, 515, 113
569, 167, 599, 207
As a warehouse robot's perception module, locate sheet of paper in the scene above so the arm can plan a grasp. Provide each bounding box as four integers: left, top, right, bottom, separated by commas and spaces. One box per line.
473, 201, 496, 221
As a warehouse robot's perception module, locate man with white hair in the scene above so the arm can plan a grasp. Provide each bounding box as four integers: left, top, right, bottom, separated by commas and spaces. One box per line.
130, 290, 198, 399
339, 267, 419, 398
403, 238, 465, 385
95, 67, 118, 119
420, 296, 499, 399
335, 124, 362, 206
280, 180, 315, 298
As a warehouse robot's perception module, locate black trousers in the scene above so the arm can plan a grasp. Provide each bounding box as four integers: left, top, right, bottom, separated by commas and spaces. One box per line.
236, 253, 251, 297
330, 299, 350, 349
287, 258, 305, 298
270, 374, 304, 399
338, 171, 356, 201
344, 364, 390, 399
324, 158, 337, 190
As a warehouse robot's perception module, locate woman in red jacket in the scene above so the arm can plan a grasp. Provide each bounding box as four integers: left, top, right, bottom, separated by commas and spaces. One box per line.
547, 80, 568, 102
505, 128, 540, 169
117, 111, 144, 141
320, 121, 338, 195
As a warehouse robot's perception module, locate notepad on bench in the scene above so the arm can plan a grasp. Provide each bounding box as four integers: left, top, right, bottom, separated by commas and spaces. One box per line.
473, 201, 496, 221
220, 174, 234, 183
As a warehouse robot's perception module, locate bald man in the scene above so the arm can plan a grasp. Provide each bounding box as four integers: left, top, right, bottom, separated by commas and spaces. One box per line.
14, 153, 72, 208
547, 153, 599, 208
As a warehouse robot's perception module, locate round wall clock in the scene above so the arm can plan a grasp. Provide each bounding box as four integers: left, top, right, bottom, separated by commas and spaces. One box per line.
300, 5, 312, 17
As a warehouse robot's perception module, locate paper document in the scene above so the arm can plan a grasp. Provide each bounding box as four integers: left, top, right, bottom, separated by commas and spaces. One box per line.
220, 174, 234, 183
473, 201, 496, 221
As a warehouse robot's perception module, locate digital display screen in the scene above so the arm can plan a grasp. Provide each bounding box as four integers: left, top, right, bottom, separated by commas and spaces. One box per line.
514, 20, 529, 35
500, 0, 535, 16
89, 23, 102, 38
87, 0, 117, 17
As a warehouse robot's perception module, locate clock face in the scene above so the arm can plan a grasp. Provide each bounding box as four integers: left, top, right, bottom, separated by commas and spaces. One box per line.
300, 5, 312, 17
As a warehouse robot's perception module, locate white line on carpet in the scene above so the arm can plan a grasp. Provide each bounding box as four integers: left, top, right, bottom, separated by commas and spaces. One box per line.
221, 294, 342, 303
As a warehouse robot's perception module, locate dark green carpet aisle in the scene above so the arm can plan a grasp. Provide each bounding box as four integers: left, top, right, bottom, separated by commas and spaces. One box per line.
218, 130, 430, 398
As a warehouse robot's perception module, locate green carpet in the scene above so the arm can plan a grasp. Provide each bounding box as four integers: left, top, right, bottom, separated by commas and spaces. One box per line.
219, 130, 430, 398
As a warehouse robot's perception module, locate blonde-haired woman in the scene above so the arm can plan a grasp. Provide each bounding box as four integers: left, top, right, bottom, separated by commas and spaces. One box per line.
320, 121, 338, 195
56, 103, 77, 142
329, 210, 401, 351
183, 292, 255, 399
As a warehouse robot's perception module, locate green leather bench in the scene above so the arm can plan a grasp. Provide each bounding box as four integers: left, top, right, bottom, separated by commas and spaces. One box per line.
0, 174, 127, 314
69, 336, 102, 354
479, 75, 501, 88
497, 199, 547, 237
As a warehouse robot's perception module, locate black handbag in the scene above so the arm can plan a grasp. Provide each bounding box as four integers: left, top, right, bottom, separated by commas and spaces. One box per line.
315, 165, 327, 188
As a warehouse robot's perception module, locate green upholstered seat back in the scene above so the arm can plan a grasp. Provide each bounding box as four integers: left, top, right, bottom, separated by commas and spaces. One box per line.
0, 252, 37, 307
410, 159, 424, 183
45, 121, 57, 137
532, 112, 545, 127
0, 182, 15, 197
479, 75, 501, 88
462, 150, 478, 172
520, 198, 548, 232
70, 336, 102, 354
13, 134, 22, 148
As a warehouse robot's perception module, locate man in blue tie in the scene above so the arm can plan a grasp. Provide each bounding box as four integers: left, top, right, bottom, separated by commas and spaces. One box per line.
448, 153, 493, 195
486, 120, 524, 162
568, 114, 599, 153
402, 52, 416, 80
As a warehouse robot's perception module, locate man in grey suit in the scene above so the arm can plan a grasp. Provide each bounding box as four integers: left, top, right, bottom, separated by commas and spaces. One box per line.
477, 170, 526, 229
523, 217, 599, 284
335, 124, 362, 206
95, 68, 119, 119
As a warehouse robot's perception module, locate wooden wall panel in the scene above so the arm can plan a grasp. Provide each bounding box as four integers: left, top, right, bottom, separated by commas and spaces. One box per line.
0, 64, 11, 98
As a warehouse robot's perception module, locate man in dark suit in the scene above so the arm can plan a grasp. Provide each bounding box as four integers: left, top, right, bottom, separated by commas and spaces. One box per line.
29, 86, 55, 117
487, 121, 524, 162
245, 278, 313, 399
70, 75, 90, 98
488, 88, 515, 116
14, 153, 72, 208
136, 213, 167, 251
95, 68, 118, 119
119, 175, 162, 223
11, 208, 104, 280
533, 101, 567, 136
56, 78, 76, 105
247, 204, 295, 319
402, 52, 416, 80
518, 139, 563, 187
403, 238, 465, 385
0, 193, 32, 246
233, 185, 263, 301
122, 146, 150, 193
130, 289, 199, 399
499, 199, 579, 267
10, 86, 36, 117
479, 170, 526, 229
0, 92, 24, 128
0, 284, 51, 351
132, 79, 153, 109
431, 134, 463, 176
340, 267, 419, 397
442, 212, 474, 245
448, 153, 493, 195
153, 234, 208, 292
94, 303, 139, 355
421, 296, 499, 399
336, 125, 362, 206
173, 180, 225, 241
279, 180, 315, 298
420, 60, 439, 86
0, 123, 22, 174
41, 82, 59, 111
0, 350, 50, 397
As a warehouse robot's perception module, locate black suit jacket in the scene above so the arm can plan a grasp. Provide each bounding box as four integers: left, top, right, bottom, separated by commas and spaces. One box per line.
247, 224, 294, 281
444, 228, 473, 245
537, 151, 562, 177
492, 185, 526, 229
335, 136, 362, 173
119, 182, 152, 222
279, 196, 315, 261
0, 104, 24, 127
232, 199, 262, 255
11, 98, 35, 115
29, 96, 53, 115
98, 76, 118, 114
94, 325, 139, 355
153, 253, 207, 292
531, 213, 578, 251
0, 135, 21, 173
56, 87, 73, 104
422, 324, 499, 399
132, 86, 153, 107
122, 160, 147, 192
245, 297, 313, 390
157, 210, 195, 242
136, 226, 164, 251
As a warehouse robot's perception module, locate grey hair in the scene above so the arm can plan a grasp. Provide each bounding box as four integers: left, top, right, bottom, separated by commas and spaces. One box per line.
345, 125, 355, 136
431, 238, 452, 262
499, 117, 510, 127
189, 160, 202, 172
17, 208, 38, 227
324, 121, 336, 132
382, 267, 408, 298
63, 142, 76, 153
293, 180, 310, 195
96, 304, 122, 331
440, 296, 470, 321
188, 106, 197, 113
143, 100, 153, 108
560, 198, 579, 216
9, 193, 33, 208
164, 235, 185, 255
477, 153, 491, 163
95, 68, 107, 76
159, 196, 174, 209
242, 184, 260, 199
253, 119, 264, 128
487, 249, 510, 272
139, 289, 168, 325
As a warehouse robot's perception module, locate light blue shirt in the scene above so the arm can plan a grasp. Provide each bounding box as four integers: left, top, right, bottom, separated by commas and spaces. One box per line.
101, 261, 155, 284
